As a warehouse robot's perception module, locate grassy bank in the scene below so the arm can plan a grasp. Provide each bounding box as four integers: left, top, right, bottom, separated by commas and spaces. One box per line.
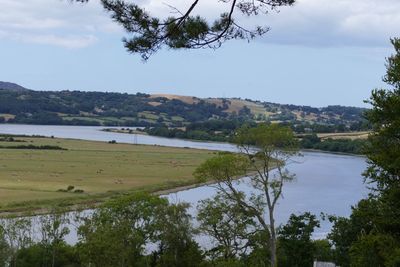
0, 136, 215, 215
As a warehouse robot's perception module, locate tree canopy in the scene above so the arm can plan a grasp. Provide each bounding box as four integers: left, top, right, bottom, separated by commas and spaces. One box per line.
194, 123, 300, 267
74, 0, 295, 60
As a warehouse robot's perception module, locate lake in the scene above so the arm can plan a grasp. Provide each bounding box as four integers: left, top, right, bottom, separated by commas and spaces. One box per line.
0, 124, 369, 241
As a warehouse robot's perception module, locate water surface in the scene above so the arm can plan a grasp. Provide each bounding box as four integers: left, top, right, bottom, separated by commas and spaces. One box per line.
0, 124, 369, 241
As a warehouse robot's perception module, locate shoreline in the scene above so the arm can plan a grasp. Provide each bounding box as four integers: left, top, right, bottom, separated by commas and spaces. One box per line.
101, 127, 367, 156
0, 179, 220, 218
0, 126, 366, 217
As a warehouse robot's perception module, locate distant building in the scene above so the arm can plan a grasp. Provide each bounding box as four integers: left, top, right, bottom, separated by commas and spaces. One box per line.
313, 261, 337, 267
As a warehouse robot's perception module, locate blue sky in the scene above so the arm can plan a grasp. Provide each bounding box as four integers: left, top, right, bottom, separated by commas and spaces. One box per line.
0, 0, 399, 107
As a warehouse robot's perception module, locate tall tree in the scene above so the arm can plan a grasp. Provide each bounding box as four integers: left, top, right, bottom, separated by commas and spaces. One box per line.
73, 0, 295, 60
194, 123, 299, 267
328, 38, 400, 267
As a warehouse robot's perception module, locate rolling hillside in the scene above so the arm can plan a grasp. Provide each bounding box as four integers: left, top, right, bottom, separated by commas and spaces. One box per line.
0, 82, 368, 129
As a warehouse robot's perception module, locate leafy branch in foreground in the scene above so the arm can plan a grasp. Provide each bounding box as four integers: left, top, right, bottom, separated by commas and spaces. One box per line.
73, 0, 295, 60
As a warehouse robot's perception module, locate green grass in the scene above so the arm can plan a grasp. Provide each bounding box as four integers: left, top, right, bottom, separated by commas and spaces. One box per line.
0, 137, 215, 214
62, 116, 126, 124
138, 111, 159, 120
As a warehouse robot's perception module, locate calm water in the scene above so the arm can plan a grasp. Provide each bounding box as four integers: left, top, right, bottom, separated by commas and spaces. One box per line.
166, 151, 368, 239
0, 124, 237, 151
0, 124, 369, 242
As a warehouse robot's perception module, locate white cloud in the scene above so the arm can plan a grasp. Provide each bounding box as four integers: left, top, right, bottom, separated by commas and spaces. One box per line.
0, 0, 115, 48
262, 0, 400, 47
0, 0, 399, 49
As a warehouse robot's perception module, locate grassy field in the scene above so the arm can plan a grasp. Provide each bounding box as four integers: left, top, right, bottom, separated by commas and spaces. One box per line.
317, 131, 370, 140
0, 136, 215, 214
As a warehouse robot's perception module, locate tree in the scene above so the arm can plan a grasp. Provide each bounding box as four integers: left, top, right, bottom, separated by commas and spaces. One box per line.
152, 202, 204, 267
74, 0, 295, 60
277, 212, 320, 267
327, 38, 400, 267
313, 239, 334, 263
194, 123, 299, 267
77, 192, 203, 267
364, 39, 400, 195
77, 192, 167, 266
0, 226, 9, 267
1, 217, 33, 267
197, 193, 258, 262
36, 209, 72, 267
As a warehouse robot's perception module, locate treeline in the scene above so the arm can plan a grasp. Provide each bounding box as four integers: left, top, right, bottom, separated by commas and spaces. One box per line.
141, 119, 255, 142
291, 120, 370, 133
0, 193, 334, 267
0, 87, 370, 128
141, 121, 367, 154
0, 145, 66, 150
300, 134, 366, 154
0, 90, 229, 126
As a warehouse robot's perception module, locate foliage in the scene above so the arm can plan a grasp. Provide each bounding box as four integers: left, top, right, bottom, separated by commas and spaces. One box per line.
312, 239, 334, 263
15, 243, 79, 267
300, 134, 366, 154
197, 193, 258, 261
0, 227, 9, 267
277, 212, 320, 267
152, 202, 203, 267
195, 123, 299, 267
349, 233, 400, 267
0, 86, 368, 130
0, 89, 228, 127
75, 0, 295, 60
0, 145, 66, 150
327, 38, 400, 267
143, 119, 256, 142
77, 193, 167, 266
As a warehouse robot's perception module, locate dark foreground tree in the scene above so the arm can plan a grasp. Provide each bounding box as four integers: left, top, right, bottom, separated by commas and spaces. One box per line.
277, 212, 320, 267
328, 38, 400, 266
73, 0, 295, 60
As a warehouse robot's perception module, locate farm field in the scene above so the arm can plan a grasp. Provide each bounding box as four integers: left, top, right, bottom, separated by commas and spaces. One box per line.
0, 136, 215, 214
317, 131, 370, 140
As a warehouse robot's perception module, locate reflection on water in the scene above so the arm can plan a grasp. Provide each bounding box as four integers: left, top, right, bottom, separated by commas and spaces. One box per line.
0, 124, 368, 242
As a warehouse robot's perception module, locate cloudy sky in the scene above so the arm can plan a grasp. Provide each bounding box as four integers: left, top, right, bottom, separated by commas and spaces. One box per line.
0, 0, 399, 107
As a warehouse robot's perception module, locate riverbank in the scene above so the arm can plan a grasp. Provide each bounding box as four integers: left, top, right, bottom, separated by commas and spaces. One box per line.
101, 127, 148, 135
103, 126, 368, 155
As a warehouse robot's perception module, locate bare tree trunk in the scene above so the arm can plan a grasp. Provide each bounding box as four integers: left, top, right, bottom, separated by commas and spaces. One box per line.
269, 206, 277, 267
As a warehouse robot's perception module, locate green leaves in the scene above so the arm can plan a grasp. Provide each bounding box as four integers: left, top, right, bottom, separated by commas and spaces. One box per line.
235, 123, 299, 155
91, 0, 297, 60
277, 212, 320, 267
364, 38, 400, 191
193, 153, 250, 183
384, 38, 400, 89
197, 193, 258, 260
326, 39, 400, 267
77, 192, 203, 266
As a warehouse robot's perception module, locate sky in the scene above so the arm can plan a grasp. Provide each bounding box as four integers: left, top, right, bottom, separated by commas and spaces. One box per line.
0, 0, 399, 107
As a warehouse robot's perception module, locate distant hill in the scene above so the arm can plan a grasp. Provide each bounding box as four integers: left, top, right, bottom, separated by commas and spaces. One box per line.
0, 85, 369, 131
0, 81, 29, 92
